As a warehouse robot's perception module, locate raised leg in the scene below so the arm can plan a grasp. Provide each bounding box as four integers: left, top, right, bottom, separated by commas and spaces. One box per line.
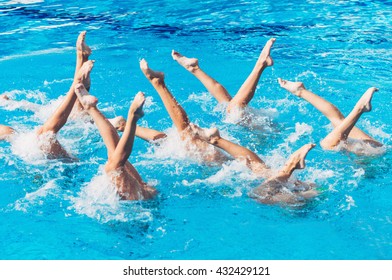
227, 38, 275, 111
140, 59, 227, 162
75, 83, 118, 156
72, 31, 92, 112
250, 143, 317, 205
38, 60, 93, 134
106, 92, 145, 170
140, 59, 191, 136
108, 116, 167, 142
191, 124, 269, 175
38, 32, 92, 135
74, 84, 145, 185
74, 31, 92, 82
0, 125, 14, 141
275, 143, 316, 179
278, 78, 380, 144
320, 87, 378, 149
172, 50, 232, 103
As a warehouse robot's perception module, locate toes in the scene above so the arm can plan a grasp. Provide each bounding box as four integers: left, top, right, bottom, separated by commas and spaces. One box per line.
171, 50, 179, 58
77, 31, 86, 43
264, 38, 276, 51
140, 59, 147, 69
277, 78, 285, 86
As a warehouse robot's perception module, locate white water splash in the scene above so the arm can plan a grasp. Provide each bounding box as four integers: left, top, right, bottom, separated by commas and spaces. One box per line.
340, 195, 357, 211
10, 131, 46, 163
0, 89, 47, 112
70, 169, 153, 223
287, 122, 314, 143
13, 180, 59, 213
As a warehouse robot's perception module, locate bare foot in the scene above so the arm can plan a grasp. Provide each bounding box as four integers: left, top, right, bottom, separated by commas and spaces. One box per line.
190, 124, 220, 144
76, 31, 92, 59
75, 60, 94, 88
277, 78, 305, 97
171, 50, 199, 72
74, 83, 98, 110
0, 94, 9, 100
0, 125, 14, 141
257, 38, 275, 67
140, 59, 164, 84
287, 143, 316, 170
356, 87, 378, 112
129, 91, 145, 119
108, 116, 126, 132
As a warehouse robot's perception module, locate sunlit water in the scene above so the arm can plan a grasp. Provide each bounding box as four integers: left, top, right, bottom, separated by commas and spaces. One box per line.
0, 0, 391, 260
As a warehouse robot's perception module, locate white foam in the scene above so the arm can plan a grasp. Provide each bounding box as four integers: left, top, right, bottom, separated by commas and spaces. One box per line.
143, 96, 161, 113
345, 139, 386, 156
287, 122, 314, 143
339, 195, 357, 211
182, 160, 259, 198
0, 89, 47, 111
13, 179, 59, 213
34, 96, 64, 122
70, 169, 153, 223
10, 130, 46, 163
0, 98, 42, 112
361, 119, 391, 141
187, 91, 214, 112
305, 167, 335, 184
143, 127, 220, 164
222, 105, 276, 131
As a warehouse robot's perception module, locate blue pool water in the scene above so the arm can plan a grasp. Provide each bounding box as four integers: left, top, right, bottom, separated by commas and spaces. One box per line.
0, 0, 391, 260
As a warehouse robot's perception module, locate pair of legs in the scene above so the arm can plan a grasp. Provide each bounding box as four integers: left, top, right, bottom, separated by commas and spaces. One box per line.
171, 38, 275, 112
35, 31, 92, 157
74, 84, 156, 200
140, 59, 316, 204
0, 31, 92, 158
191, 125, 318, 204
140, 59, 227, 162
278, 79, 382, 151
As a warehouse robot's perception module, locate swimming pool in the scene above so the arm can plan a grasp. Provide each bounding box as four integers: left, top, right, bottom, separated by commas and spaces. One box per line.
0, 0, 391, 260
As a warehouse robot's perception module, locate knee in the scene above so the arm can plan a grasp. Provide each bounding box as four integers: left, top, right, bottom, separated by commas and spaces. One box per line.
320, 138, 334, 150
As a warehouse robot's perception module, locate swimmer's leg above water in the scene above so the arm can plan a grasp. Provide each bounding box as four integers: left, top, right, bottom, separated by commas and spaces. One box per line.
35, 59, 93, 158
140, 59, 191, 136
190, 124, 269, 175
192, 125, 317, 203
172, 38, 275, 112
320, 87, 379, 150
74, 84, 156, 200
0, 31, 92, 158
278, 78, 382, 147
140, 59, 226, 162
0, 32, 91, 116
250, 143, 317, 204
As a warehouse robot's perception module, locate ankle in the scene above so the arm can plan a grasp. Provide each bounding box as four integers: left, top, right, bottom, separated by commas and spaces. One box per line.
189, 65, 200, 73
295, 87, 306, 97
150, 76, 164, 86
209, 135, 220, 145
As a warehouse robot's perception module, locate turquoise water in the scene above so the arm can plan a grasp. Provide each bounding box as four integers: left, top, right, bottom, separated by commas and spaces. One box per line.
0, 0, 391, 260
